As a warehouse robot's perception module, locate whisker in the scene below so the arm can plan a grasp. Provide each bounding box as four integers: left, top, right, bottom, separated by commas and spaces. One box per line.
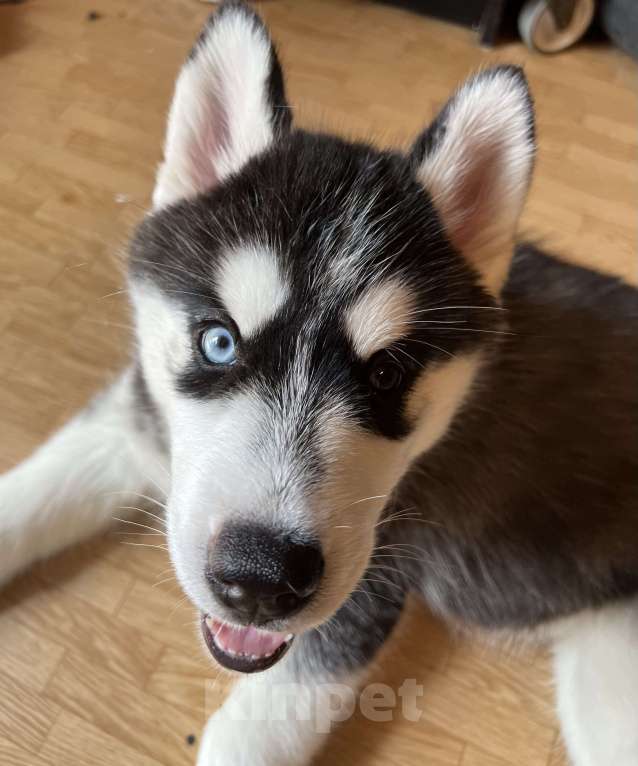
153, 566, 177, 582
83, 318, 136, 332
98, 288, 128, 301
408, 305, 506, 314
140, 470, 170, 499
167, 593, 192, 621
397, 318, 468, 325
151, 575, 179, 590
350, 588, 401, 607
336, 494, 388, 511
372, 542, 428, 553
367, 565, 422, 590
368, 562, 418, 578
116, 507, 167, 528
409, 338, 455, 358
121, 542, 169, 551
343, 596, 370, 621
129, 507, 167, 528
104, 490, 167, 510
358, 576, 405, 593
113, 516, 166, 535
371, 552, 424, 563
375, 514, 442, 528
411, 324, 517, 336
391, 345, 425, 370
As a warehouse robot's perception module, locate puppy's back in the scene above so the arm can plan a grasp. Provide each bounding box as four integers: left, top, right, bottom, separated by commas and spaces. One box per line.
396, 245, 638, 629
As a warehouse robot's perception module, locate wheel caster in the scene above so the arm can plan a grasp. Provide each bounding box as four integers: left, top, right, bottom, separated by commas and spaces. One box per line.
518, 0, 595, 53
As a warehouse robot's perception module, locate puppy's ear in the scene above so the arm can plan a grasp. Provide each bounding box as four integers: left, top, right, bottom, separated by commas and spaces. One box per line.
411, 67, 535, 294
153, 2, 291, 210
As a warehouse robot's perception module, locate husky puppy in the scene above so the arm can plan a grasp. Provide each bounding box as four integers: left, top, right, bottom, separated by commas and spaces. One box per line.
1, 2, 636, 764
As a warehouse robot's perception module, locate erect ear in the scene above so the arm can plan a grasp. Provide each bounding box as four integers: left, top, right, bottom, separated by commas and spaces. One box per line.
411, 66, 535, 294
153, 1, 291, 210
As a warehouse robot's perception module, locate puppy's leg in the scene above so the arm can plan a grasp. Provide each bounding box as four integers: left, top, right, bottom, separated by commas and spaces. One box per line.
0, 367, 168, 586
552, 600, 638, 766
197, 579, 407, 766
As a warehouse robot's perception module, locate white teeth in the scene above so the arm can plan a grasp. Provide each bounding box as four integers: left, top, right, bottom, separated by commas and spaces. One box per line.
205, 618, 293, 664
215, 642, 272, 661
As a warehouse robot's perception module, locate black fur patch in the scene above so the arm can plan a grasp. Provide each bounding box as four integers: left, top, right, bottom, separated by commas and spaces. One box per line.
391, 245, 638, 628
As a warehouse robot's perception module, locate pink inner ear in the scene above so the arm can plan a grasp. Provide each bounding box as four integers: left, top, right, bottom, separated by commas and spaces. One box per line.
449, 138, 502, 249
186, 85, 230, 194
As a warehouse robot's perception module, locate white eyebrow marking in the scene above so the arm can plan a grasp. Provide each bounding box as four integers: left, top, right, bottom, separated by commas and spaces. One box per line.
216, 245, 289, 337
345, 280, 415, 358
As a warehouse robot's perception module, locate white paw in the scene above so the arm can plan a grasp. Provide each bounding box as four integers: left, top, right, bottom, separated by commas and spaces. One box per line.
196, 702, 319, 766
0, 475, 20, 587
197, 709, 257, 766
197, 708, 278, 766
0, 471, 39, 588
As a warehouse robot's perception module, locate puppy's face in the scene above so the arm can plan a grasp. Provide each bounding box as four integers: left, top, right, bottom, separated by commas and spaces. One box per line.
129, 4, 534, 673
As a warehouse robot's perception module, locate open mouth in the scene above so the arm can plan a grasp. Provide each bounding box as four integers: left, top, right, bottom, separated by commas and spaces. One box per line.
201, 614, 294, 673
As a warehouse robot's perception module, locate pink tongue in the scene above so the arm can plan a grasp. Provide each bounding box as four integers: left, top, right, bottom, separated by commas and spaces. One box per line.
212, 620, 288, 657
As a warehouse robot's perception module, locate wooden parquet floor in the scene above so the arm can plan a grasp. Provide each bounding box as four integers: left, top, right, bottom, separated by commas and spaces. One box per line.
0, 1, 636, 765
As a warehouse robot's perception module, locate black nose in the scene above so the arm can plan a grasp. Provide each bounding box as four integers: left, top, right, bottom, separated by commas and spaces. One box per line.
206, 523, 324, 623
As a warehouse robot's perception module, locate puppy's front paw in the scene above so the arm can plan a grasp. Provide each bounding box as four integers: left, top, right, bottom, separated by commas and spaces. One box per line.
0, 474, 26, 588
196, 710, 257, 766
196, 705, 317, 766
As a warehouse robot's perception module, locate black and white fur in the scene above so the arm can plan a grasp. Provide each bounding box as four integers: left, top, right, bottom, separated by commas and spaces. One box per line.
1, 3, 637, 764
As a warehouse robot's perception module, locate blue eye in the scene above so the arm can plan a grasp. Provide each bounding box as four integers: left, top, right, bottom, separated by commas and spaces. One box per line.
200, 324, 236, 365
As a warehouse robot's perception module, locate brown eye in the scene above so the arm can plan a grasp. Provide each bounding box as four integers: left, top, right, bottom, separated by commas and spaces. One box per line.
369, 361, 403, 392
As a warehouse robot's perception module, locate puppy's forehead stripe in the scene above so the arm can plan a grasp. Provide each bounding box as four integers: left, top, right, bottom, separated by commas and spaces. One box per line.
345, 280, 415, 359
216, 245, 289, 337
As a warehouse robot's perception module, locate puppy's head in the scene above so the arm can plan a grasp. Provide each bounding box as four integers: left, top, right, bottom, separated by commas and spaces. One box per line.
128, 2, 535, 672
